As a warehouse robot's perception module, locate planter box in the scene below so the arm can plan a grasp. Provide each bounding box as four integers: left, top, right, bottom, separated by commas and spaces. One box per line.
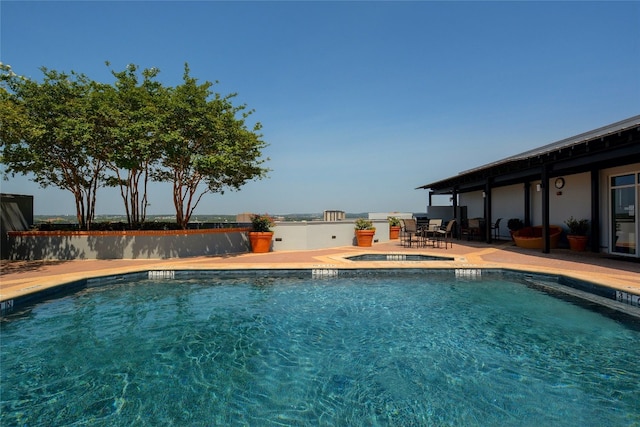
249, 231, 274, 253
355, 229, 376, 247
512, 226, 562, 249
567, 235, 589, 251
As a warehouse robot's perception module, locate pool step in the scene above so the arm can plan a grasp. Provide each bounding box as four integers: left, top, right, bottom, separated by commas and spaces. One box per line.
455, 269, 482, 278
0, 299, 14, 315
148, 270, 175, 279
312, 269, 339, 278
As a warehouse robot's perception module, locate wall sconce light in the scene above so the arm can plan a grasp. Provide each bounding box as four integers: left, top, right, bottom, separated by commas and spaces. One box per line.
536, 184, 541, 192
482, 191, 486, 198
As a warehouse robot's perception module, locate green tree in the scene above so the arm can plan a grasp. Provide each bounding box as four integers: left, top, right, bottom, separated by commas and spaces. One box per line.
1, 63, 269, 230
102, 63, 164, 226
0, 67, 30, 152
156, 64, 269, 229
0, 64, 107, 229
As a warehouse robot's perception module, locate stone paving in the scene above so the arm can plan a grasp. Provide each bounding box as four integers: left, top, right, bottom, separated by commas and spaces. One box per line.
1, 239, 639, 303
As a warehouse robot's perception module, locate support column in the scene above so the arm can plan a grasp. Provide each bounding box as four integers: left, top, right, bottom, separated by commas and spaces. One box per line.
524, 182, 531, 227
452, 188, 459, 238
541, 166, 550, 254
484, 181, 492, 243
590, 169, 600, 253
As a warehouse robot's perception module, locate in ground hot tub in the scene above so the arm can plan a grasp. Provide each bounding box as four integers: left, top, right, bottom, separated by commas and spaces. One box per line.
346, 254, 454, 261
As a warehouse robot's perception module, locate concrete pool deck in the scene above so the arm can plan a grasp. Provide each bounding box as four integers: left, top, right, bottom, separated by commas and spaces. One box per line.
1, 239, 639, 303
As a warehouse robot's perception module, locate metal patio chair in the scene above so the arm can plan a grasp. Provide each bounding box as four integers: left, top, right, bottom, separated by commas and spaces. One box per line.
436, 219, 456, 249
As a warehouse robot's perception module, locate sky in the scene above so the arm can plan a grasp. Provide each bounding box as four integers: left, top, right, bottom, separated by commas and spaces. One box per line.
1, 1, 639, 216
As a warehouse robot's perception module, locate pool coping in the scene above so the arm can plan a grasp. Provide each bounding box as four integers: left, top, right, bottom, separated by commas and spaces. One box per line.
2, 265, 640, 321
2, 240, 639, 317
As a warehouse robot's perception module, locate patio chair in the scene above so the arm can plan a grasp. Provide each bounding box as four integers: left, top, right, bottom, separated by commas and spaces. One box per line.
461, 218, 481, 241
491, 218, 502, 240
400, 218, 424, 248
427, 219, 442, 234
424, 218, 442, 246
436, 219, 456, 249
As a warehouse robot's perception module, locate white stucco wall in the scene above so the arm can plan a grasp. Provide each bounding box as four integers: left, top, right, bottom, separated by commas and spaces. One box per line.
459, 192, 484, 218
368, 212, 413, 220
490, 164, 639, 255
530, 172, 591, 228
271, 219, 390, 251
459, 175, 593, 240
489, 185, 526, 239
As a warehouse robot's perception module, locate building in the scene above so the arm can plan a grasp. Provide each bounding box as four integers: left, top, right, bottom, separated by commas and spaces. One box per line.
418, 115, 640, 256
1, 193, 34, 259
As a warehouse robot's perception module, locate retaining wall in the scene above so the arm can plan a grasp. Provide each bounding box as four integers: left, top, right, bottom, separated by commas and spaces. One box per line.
6, 219, 392, 260
6, 228, 250, 260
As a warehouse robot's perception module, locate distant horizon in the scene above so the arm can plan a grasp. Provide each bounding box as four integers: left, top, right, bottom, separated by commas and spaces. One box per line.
31, 210, 432, 221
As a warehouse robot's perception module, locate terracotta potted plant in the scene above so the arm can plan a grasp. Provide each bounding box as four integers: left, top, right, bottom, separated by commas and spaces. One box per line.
565, 216, 589, 251
354, 218, 376, 247
249, 213, 275, 253
388, 216, 401, 240
507, 218, 524, 241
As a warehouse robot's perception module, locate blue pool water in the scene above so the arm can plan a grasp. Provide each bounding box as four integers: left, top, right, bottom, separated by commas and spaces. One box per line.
1, 272, 639, 426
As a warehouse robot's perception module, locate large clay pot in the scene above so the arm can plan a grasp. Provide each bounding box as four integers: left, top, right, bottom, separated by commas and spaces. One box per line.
512, 226, 562, 249
355, 229, 375, 247
249, 231, 274, 253
389, 225, 401, 240
567, 235, 588, 251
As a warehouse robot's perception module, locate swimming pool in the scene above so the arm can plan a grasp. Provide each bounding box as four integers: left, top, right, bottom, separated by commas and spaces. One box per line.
2, 271, 639, 425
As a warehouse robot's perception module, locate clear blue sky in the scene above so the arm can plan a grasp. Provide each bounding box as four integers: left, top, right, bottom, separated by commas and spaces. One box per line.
1, 1, 639, 216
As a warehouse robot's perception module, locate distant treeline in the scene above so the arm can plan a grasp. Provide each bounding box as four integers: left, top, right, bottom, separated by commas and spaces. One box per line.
34, 212, 369, 225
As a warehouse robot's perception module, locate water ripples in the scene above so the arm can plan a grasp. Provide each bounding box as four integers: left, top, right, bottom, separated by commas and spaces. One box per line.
2, 275, 639, 426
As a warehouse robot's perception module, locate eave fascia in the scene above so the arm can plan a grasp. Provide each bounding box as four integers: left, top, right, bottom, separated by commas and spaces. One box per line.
418, 120, 640, 193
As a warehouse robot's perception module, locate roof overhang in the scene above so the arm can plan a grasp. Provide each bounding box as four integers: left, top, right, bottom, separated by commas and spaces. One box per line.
417, 115, 640, 194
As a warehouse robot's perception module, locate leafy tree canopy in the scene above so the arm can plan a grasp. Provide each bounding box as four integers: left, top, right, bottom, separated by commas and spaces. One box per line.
0, 62, 270, 229
155, 64, 269, 228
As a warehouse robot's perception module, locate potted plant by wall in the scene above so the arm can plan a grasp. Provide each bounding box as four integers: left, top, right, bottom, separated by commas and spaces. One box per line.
507, 218, 524, 241
388, 216, 401, 240
354, 218, 376, 247
249, 213, 275, 253
565, 216, 589, 251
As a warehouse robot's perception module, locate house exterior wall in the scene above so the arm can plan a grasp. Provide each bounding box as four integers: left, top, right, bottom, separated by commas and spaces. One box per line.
459, 192, 483, 218
461, 175, 594, 242
530, 172, 591, 228
490, 185, 525, 239
495, 163, 640, 256
461, 187, 531, 240
420, 117, 639, 253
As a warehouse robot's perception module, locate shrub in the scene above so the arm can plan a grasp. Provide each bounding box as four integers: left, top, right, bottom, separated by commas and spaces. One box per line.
251, 214, 275, 232
565, 217, 589, 236
507, 218, 524, 231
387, 216, 401, 227
355, 218, 375, 230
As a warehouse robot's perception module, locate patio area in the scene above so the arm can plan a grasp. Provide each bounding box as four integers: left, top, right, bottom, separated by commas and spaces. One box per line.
2, 239, 639, 304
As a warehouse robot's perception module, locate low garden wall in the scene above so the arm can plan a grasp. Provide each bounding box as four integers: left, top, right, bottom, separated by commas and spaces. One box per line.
270, 220, 390, 251
6, 228, 250, 260
6, 219, 393, 260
